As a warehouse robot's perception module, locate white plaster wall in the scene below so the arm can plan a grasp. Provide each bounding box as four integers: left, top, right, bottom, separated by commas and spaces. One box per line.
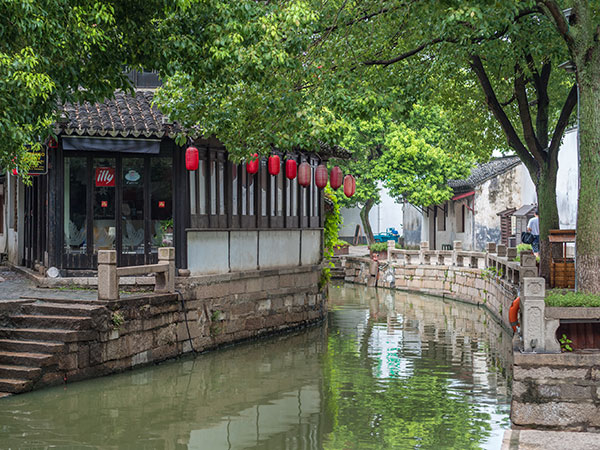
187, 231, 229, 275
230, 231, 258, 271
556, 128, 578, 229
258, 230, 300, 269
301, 229, 321, 265
339, 185, 403, 240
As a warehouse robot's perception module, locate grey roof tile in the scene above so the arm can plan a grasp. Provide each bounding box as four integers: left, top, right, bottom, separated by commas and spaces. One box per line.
59, 90, 179, 138
448, 156, 521, 192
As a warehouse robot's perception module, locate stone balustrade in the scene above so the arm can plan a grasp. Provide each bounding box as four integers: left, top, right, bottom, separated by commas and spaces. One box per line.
98, 247, 175, 300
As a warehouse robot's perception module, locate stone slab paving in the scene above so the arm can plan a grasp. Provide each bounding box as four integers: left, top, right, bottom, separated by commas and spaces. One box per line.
348, 245, 369, 257
502, 430, 600, 450
0, 266, 140, 301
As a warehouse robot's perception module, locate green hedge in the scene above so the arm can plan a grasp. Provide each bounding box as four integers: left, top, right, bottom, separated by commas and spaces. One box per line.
545, 290, 600, 307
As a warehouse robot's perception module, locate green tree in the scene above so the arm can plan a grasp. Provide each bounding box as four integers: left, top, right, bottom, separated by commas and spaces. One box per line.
155, 1, 578, 280
0, 0, 165, 174
334, 107, 475, 244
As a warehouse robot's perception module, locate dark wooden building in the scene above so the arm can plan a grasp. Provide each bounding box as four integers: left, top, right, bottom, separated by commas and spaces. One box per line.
10, 89, 327, 276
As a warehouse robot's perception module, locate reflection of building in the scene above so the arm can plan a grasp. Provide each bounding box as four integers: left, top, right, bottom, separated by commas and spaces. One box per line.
3, 73, 329, 275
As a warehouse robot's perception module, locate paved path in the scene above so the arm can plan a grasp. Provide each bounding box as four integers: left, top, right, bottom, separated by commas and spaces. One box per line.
348, 245, 369, 257
0, 266, 132, 301
502, 429, 600, 449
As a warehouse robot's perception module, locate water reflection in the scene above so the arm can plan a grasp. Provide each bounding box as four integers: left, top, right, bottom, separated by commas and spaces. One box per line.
0, 284, 511, 449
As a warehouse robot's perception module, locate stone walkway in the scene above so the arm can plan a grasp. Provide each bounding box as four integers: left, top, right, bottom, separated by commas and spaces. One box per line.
0, 266, 138, 301
502, 430, 600, 449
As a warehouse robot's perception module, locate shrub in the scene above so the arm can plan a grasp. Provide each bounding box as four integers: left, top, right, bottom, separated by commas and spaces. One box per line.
545, 290, 600, 307
369, 242, 388, 252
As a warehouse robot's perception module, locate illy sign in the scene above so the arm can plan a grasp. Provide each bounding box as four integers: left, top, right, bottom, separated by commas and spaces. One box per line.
95, 167, 115, 187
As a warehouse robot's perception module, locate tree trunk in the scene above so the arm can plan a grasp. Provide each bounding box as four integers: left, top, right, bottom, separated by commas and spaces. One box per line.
536, 166, 560, 280
360, 198, 375, 244
574, 63, 600, 293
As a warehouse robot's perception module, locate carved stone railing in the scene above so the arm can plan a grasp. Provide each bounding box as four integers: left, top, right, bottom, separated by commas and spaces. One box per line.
98, 247, 175, 300
386, 240, 534, 279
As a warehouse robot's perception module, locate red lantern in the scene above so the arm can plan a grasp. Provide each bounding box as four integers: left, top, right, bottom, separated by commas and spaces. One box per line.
11, 168, 18, 176
298, 162, 311, 187
246, 153, 259, 174
330, 166, 343, 190
268, 155, 280, 176
315, 164, 328, 189
343, 174, 356, 197
47, 137, 58, 149
285, 159, 297, 180
185, 146, 199, 171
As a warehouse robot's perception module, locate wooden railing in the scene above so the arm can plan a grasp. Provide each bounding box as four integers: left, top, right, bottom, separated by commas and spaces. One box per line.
97, 247, 175, 300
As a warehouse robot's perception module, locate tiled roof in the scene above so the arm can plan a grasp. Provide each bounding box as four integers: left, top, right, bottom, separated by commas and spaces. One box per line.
59, 90, 180, 138
448, 156, 521, 192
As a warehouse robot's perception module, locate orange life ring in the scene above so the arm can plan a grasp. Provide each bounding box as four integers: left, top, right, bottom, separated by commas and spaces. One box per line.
509, 297, 520, 332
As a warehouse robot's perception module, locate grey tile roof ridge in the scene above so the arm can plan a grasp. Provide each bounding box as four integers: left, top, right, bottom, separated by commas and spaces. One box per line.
448, 155, 522, 191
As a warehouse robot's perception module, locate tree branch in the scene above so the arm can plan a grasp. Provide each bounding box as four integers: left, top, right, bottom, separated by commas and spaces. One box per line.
470, 55, 537, 172
548, 83, 577, 159
514, 65, 545, 162
363, 38, 446, 66
538, 0, 575, 48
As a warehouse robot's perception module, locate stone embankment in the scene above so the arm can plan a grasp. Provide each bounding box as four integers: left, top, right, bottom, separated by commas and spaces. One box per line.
0, 264, 326, 397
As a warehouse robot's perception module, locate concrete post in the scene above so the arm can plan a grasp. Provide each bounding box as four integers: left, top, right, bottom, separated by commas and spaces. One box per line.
387, 240, 395, 261
98, 250, 118, 301
452, 240, 462, 267
419, 241, 429, 265
497, 244, 507, 257
485, 242, 496, 253
507, 247, 518, 260
519, 251, 538, 278
157, 247, 175, 293
521, 278, 546, 352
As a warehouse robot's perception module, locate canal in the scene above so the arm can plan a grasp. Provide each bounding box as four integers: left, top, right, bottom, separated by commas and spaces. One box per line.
0, 284, 512, 449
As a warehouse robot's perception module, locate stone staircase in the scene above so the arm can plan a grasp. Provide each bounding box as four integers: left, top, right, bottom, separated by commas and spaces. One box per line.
0, 300, 105, 397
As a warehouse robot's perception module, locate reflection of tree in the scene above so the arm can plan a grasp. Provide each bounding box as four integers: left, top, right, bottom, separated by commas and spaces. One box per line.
322, 314, 493, 449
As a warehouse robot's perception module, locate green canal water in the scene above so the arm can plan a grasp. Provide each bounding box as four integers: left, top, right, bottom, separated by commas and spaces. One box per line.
0, 284, 511, 449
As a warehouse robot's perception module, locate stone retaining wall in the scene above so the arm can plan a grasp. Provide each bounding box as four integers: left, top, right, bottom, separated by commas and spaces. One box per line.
7, 264, 326, 392
340, 256, 516, 329
512, 352, 600, 431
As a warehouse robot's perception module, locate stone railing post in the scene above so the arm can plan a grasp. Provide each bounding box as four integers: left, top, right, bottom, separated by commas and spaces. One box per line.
485, 242, 496, 267
519, 251, 537, 279
387, 240, 395, 261
507, 247, 517, 260
98, 250, 118, 300
521, 278, 547, 352
419, 241, 429, 265
497, 244, 507, 257
156, 247, 175, 293
452, 240, 462, 266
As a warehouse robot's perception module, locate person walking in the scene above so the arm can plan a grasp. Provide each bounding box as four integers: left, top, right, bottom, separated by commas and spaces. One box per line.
527, 208, 540, 257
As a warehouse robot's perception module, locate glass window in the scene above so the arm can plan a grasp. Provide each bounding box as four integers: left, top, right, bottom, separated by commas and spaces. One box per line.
93, 158, 116, 252
64, 157, 87, 253
198, 159, 206, 214
151, 157, 173, 252
189, 170, 196, 215
218, 160, 225, 215
261, 160, 267, 217
122, 158, 145, 255
231, 164, 238, 216
276, 171, 283, 216
210, 159, 216, 215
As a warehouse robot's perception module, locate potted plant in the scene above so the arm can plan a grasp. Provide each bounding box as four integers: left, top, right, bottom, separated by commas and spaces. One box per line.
332, 239, 350, 256
369, 242, 388, 259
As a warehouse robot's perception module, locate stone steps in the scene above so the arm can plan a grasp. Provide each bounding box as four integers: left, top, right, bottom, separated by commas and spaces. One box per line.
21, 302, 104, 317
0, 338, 62, 354
9, 314, 93, 330
0, 351, 55, 367
0, 298, 102, 398
0, 327, 96, 342
0, 364, 42, 380
0, 378, 32, 394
